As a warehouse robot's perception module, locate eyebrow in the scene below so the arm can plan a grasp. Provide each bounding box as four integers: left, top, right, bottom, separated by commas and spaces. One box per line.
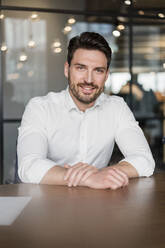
95, 66, 107, 70
73, 63, 86, 67
73, 63, 107, 70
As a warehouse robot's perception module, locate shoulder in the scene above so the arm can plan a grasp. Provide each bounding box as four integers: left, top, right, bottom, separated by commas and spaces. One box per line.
26, 90, 66, 109
101, 93, 125, 109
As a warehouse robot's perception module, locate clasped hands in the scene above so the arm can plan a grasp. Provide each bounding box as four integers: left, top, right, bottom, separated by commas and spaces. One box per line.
64, 162, 129, 190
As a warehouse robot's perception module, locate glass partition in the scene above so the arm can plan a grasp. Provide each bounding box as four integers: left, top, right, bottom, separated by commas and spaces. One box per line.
1, 9, 130, 182
1, 1, 165, 183
133, 24, 165, 166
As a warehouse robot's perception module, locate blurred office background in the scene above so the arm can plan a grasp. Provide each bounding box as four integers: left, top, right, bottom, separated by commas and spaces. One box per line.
0, 0, 165, 183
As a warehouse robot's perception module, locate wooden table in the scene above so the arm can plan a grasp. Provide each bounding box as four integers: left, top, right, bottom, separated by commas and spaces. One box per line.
0, 172, 165, 248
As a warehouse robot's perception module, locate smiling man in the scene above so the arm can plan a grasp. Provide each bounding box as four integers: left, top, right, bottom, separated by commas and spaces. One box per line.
17, 32, 155, 189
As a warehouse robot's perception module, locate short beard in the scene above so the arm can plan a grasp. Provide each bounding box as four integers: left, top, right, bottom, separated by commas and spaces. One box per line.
68, 76, 104, 105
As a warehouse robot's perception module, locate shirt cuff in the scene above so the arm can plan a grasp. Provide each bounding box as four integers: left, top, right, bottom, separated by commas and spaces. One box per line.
119, 155, 155, 177
18, 158, 56, 184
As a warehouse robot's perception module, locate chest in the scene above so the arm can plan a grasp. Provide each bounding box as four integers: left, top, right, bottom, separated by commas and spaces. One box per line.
47, 108, 117, 149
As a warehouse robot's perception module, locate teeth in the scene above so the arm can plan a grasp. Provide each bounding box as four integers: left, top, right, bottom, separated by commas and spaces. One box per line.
83, 87, 94, 90
79, 85, 95, 94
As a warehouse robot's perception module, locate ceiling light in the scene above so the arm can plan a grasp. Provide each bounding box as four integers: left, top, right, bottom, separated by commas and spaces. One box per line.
64, 26, 72, 32
52, 40, 61, 48
158, 13, 165, 18
117, 24, 125, 30
138, 10, 144, 15
0, 13, 5, 19
63, 25, 72, 34
30, 12, 39, 21
112, 30, 121, 37
19, 51, 28, 62
68, 17, 76, 24
1, 43, 8, 52
53, 47, 62, 53
28, 40, 36, 48
117, 16, 126, 22
124, 0, 131, 5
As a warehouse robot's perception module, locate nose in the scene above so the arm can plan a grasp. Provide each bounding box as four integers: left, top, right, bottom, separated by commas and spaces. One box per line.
85, 70, 93, 84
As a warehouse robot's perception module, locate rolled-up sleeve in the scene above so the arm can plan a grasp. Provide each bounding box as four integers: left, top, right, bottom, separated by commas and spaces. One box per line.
17, 98, 56, 183
115, 99, 155, 177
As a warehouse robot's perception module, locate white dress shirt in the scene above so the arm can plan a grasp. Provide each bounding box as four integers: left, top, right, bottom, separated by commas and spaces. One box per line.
17, 88, 155, 183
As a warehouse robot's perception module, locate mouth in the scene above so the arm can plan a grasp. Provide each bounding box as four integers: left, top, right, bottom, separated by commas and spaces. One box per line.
79, 84, 97, 95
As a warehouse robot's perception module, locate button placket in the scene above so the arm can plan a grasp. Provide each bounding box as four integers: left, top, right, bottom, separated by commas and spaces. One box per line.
79, 113, 87, 162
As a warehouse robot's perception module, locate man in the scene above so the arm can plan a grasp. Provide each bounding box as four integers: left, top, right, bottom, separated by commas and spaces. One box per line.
17, 32, 155, 189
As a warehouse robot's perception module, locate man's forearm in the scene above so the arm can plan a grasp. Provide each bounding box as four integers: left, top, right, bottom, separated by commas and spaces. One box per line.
40, 163, 98, 186
111, 161, 139, 178
40, 166, 68, 185
40, 161, 138, 188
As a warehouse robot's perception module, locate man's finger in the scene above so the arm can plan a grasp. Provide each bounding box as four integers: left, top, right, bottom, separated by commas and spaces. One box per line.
80, 167, 98, 183
72, 166, 98, 187
107, 174, 123, 188
106, 169, 128, 188
64, 162, 83, 181
68, 164, 89, 187
108, 168, 128, 186
112, 168, 129, 186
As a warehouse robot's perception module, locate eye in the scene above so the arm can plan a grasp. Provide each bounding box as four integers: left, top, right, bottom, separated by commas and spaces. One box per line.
95, 68, 105, 73
75, 65, 85, 71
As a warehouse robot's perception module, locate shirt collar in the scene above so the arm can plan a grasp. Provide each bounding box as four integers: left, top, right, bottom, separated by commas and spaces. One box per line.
64, 87, 106, 112
64, 87, 77, 111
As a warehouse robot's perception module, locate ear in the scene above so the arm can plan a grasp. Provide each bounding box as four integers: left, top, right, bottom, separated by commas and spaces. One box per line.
64, 62, 69, 78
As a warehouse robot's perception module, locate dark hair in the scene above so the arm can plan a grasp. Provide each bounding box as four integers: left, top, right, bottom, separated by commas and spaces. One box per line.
67, 32, 112, 69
